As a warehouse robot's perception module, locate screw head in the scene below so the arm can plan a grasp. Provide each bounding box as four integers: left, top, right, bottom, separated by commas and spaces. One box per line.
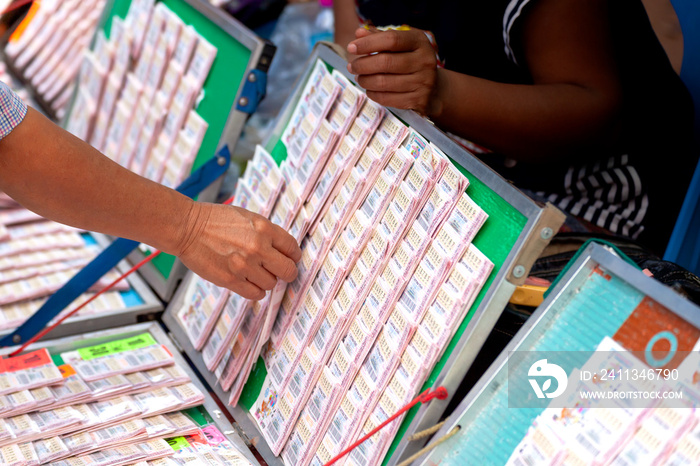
541, 227, 554, 240
512, 265, 526, 278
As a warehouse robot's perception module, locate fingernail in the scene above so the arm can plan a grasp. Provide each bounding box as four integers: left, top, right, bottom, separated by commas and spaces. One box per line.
347, 43, 357, 54
346, 63, 353, 73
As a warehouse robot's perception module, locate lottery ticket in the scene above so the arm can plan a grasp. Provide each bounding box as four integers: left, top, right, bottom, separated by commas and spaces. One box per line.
72, 345, 174, 382
201, 294, 247, 371
32, 436, 70, 463
172, 25, 198, 70
0, 348, 63, 395
186, 33, 217, 90
175, 273, 229, 350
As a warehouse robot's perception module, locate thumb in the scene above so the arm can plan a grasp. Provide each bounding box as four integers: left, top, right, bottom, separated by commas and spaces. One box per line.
354, 26, 375, 39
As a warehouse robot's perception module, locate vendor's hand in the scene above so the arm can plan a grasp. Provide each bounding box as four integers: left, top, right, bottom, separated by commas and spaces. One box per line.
347, 26, 441, 117
175, 202, 301, 300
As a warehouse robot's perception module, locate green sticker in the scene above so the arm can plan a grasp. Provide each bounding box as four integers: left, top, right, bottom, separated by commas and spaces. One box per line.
77, 333, 158, 360
165, 436, 191, 451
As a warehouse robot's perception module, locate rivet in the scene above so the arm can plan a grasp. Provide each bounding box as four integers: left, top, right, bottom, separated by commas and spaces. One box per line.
540, 227, 554, 240
512, 265, 526, 278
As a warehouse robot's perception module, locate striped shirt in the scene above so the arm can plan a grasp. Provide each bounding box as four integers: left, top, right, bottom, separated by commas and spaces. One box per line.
0, 81, 27, 140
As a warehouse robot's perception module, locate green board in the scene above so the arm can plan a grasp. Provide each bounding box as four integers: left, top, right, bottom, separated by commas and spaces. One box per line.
110, 0, 252, 279
237, 52, 530, 464
90, 0, 255, 280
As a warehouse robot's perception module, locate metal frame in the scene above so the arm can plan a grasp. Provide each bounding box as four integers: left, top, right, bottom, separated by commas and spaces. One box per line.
161, 43, 564, 466
414, 242, 700, 465
0, 321, 261, 465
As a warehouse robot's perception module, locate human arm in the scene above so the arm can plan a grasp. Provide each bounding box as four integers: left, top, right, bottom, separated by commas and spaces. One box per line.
345, 0, 623, 162
333, 0, 362, 52
0, 107, 301, 300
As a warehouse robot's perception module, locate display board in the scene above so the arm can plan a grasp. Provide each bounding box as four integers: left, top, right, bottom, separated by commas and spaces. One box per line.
416, 242, 700, 465
162, 44, 565, 466
0, 321, 260, 464
62, 0, 275, 301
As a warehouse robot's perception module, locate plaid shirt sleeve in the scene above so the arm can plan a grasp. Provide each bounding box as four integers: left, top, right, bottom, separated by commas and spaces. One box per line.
0, 81, 27, 140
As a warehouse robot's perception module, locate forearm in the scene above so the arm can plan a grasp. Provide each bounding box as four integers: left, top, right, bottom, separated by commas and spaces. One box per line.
0, 107, 192, 255
333, 0, 361, 49
429, 68, 621, 161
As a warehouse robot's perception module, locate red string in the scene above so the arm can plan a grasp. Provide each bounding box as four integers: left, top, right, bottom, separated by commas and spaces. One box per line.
9, 196, 236, 356
323, 386, 449, 466
9, 250, 162, 356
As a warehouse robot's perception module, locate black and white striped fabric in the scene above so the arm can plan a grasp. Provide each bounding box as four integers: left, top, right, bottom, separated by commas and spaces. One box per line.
530, 154, 648, 239
503, 0, 531, 64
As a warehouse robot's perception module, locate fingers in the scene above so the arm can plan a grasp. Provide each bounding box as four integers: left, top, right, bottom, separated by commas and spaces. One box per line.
233, 279, 266, 301
348, 28, 427, 56
261, 250, 299, 283
246, 264, 278, 291
353, 26, 375, 40
349, 47, 436, 76
269, 223, 302, 262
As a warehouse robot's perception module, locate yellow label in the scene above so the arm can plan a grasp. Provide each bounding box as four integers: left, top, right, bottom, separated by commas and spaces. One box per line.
389, 376, 407, 401
380, 116, 402, 140
359, 304, 377, 330
423, 309, 443, 339
350, 319, 367, 346
300, 350, 314, 371
393, 186, 413, 213
333, 345, 350, 373
336, 285, 353, 313
381, 266, 398, 289
401, 349, 420, 376
436, 288, 458, 313
357, 151, 374, 174
370, 137, 386, 157
360, 246, 377, 270
389, 309, 408, 334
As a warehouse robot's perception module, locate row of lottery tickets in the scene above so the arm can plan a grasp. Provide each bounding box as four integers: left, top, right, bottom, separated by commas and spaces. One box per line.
0, 195, 135, 331
3, 0, 107, 118
508, 337, 700, 466
0, 332, 254, 465
65, 0, 216, 191
174, 59, 495, 466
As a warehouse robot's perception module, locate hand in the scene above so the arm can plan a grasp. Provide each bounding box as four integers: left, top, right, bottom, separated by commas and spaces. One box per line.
175, 202, 302, 300
347, 26, 441, 116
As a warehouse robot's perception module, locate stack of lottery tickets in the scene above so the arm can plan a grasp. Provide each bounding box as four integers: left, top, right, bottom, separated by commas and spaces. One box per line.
0, 333, 254, 465
65, 0, 215, 191
174, 58, 495, 466
4, 0, 107, 118
0, 201, 134, 331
